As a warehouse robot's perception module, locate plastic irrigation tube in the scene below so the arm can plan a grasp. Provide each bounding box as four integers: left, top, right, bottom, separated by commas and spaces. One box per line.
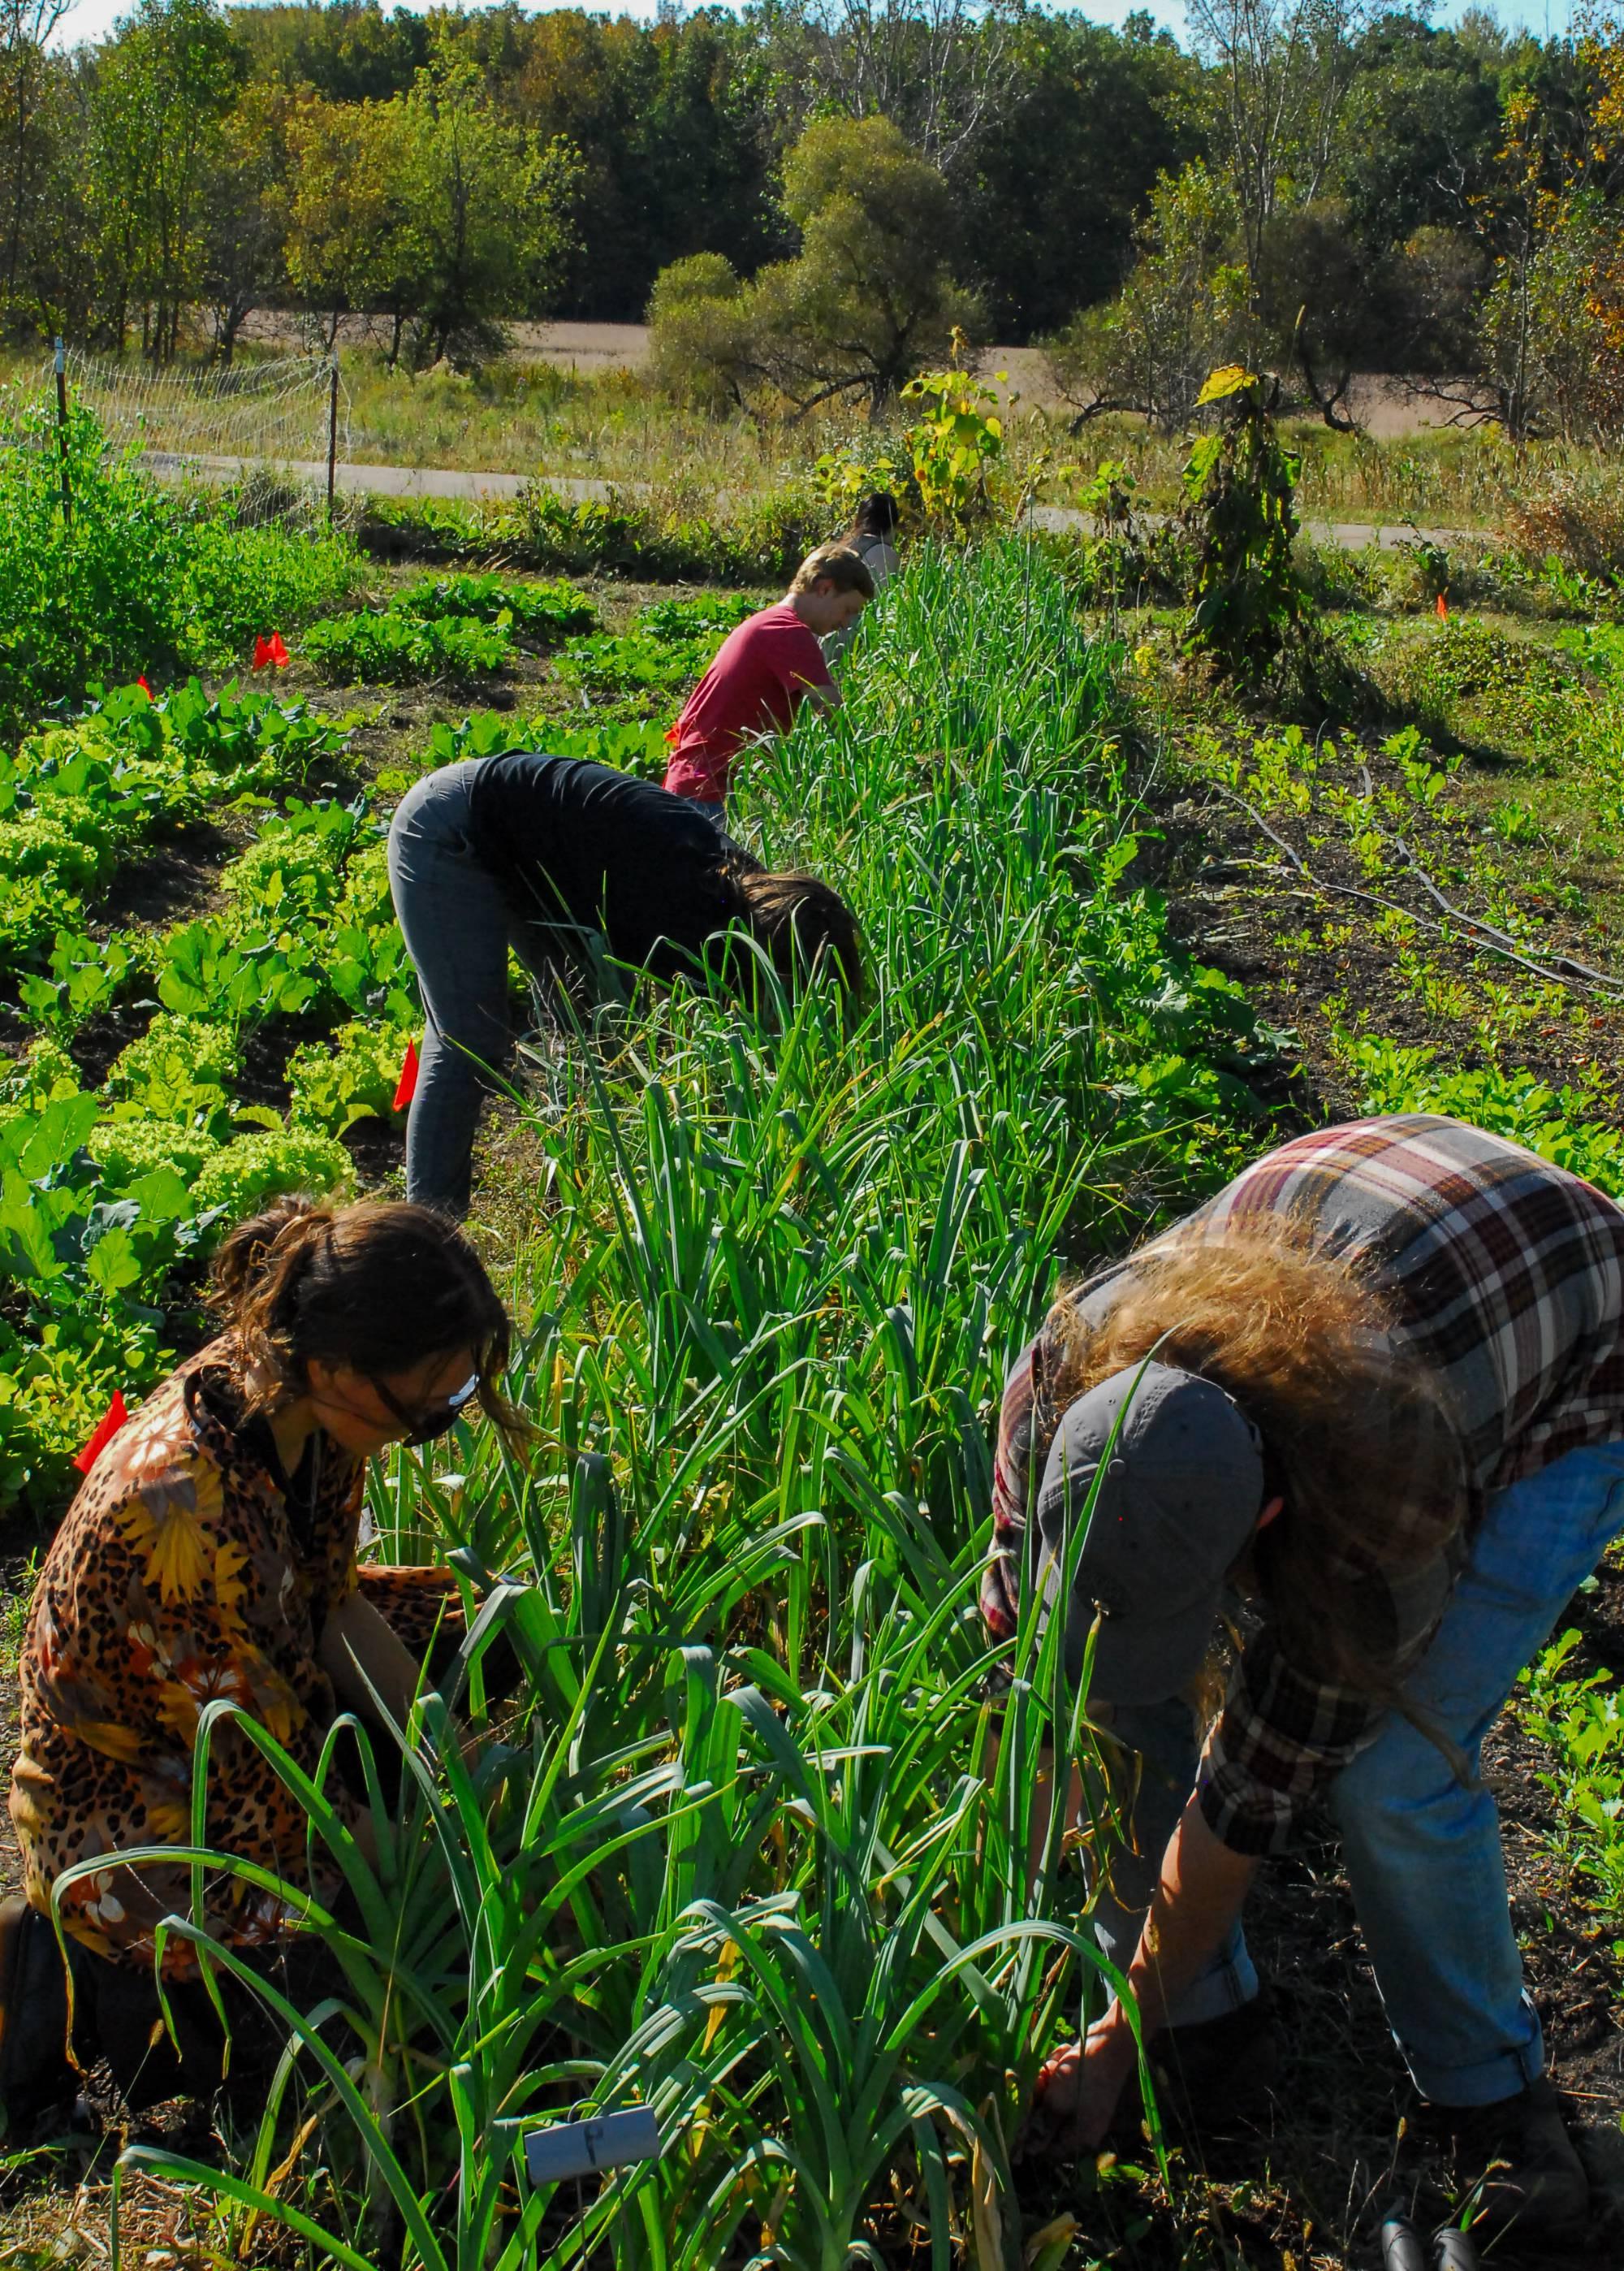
1380, 2213, 1480, 2270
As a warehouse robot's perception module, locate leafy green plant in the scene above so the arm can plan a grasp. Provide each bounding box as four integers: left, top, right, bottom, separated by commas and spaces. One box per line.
396, 572, 597, 640
287, 1022, 412, 1136
421, 710, 669, 779
16, 929, 147, 1040
303, 609, 514, 685
190, 1127, 352, 1217
1520, 1624, 1624, 1921
1181, 366, 1303, 686
899, 348, 1008, 533
636, 592, 758, 644
155, 918, 324, 1027
1341, 1035, 1624, 1196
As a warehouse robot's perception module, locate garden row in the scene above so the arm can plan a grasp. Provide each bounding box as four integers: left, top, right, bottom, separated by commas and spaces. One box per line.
115, 540, 1294, 2271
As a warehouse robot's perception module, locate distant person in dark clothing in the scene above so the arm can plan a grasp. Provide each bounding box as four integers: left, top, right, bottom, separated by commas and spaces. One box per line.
387, 754, 862, 1214
663, 545, 873, 824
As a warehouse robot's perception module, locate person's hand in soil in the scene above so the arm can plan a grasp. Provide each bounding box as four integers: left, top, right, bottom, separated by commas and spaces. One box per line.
1022, 1795, 1263, 2161
1023, 2006, 1141, 2156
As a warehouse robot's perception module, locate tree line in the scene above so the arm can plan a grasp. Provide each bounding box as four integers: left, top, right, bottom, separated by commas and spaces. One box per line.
3, 0, 1623, 439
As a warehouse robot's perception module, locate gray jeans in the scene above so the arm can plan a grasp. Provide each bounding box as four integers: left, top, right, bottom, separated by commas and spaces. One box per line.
387, 761, 594, 1215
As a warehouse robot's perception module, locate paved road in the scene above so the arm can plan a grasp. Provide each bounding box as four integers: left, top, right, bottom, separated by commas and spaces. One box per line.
1025, 502, 1466, 552
145, 451, 1475, 553
144, 451, 606, 503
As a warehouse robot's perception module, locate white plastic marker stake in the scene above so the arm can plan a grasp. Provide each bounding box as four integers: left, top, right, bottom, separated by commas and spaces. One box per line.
524, 2107, 661, 2187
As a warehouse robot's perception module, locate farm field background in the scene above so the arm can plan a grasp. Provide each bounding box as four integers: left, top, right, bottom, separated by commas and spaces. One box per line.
2, 375, 1624, 2270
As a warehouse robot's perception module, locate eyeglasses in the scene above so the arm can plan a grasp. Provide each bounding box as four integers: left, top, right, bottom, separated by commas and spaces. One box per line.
372, 1369, 482, 1447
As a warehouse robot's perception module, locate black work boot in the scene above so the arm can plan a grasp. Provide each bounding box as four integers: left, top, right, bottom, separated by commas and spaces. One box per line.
0, 1893, 81, 2139
1436, 2075, 1589, 2239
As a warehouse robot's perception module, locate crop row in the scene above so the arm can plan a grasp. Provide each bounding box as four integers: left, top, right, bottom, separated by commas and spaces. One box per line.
111, 539, 1297, 2271
0, 683, 404, 1502
301, 579, 757, 712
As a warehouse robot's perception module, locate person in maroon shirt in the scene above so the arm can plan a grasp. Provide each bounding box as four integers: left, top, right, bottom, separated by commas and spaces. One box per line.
663, 545, 874, 820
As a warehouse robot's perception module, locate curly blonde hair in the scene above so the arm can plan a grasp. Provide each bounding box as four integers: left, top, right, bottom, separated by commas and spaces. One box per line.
1043, 1219, 1466, 1695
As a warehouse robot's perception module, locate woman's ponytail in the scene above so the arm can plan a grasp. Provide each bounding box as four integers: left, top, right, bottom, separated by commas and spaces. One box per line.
213, 1195, 330, 1314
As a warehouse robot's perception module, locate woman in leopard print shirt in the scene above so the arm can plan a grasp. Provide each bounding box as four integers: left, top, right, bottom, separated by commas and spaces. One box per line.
0, 1194, 524, 2130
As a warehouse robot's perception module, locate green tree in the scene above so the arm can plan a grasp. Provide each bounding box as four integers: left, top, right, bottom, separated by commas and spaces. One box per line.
0, 0, 67, 335
284, 90, 417, 356
961, 10, 1203, 339
199, 79, 290, 361
1045, 161, 1248, 430
89, 0, 240, 361
227, 0, 428, 104
512, 6, 782, 323
650, 112, 977, 415
392, 43, 581, 367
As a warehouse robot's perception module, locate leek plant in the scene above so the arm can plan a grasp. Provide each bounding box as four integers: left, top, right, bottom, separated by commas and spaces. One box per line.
118, 543, 1270, 2267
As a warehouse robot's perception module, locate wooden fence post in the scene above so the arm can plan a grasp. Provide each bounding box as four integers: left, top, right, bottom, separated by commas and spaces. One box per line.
54, 338, 72, 527
327, 357, 339, 524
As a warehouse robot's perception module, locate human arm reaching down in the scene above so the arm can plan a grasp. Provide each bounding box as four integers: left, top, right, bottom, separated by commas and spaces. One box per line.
1026, 1793, 1261, 2152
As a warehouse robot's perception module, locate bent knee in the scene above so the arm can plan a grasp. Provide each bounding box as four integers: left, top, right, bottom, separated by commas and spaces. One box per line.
1330, 1730, 1489, 1842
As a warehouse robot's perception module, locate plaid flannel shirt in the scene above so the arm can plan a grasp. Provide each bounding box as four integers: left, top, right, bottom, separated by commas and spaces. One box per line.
983, 1114, 1624, 1856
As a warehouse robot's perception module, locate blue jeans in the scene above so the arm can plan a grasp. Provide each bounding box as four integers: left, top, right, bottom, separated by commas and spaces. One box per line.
387, 762, 594, 1216
1092, 1440, 1624, 2104
679, 795, 728, 833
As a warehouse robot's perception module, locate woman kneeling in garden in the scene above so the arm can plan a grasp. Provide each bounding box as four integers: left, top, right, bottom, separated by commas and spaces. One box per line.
1004, 1113, 1624, 2239
0, 1195, 523, 2130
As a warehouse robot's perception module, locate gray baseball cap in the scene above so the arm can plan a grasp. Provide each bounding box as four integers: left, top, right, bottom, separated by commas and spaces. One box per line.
1034, 1360, 1266, 1706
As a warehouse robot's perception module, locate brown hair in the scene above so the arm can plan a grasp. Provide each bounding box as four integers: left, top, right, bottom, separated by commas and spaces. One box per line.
733, 867, 865, 1001
789, 543, 875, 599
840, 491, 899, 546
1044, 1220, 1466, 1699
212, 1194, 526, 1443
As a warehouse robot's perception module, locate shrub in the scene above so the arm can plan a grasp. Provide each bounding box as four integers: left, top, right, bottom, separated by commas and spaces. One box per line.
1505, 465, 1624, 583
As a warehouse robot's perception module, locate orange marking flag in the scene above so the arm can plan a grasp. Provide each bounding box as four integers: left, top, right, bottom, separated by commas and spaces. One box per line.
75, 1390, 130, 1474
392, 1037, 421, 1112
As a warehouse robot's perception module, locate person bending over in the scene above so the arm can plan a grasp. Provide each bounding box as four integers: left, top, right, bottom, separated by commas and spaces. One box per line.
999, 1113, 1624, 2239
663, 544, 873, 824
388, 751, 862, 1217
0, 1196, 525, 2131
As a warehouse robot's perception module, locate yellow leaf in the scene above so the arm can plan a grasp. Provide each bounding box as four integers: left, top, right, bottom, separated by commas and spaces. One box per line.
1196, 363, 1256, 406
970, 2130, 1003, 2271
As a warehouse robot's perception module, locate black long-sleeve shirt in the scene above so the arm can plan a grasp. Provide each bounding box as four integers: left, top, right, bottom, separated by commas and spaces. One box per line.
465, 753, 748, 982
